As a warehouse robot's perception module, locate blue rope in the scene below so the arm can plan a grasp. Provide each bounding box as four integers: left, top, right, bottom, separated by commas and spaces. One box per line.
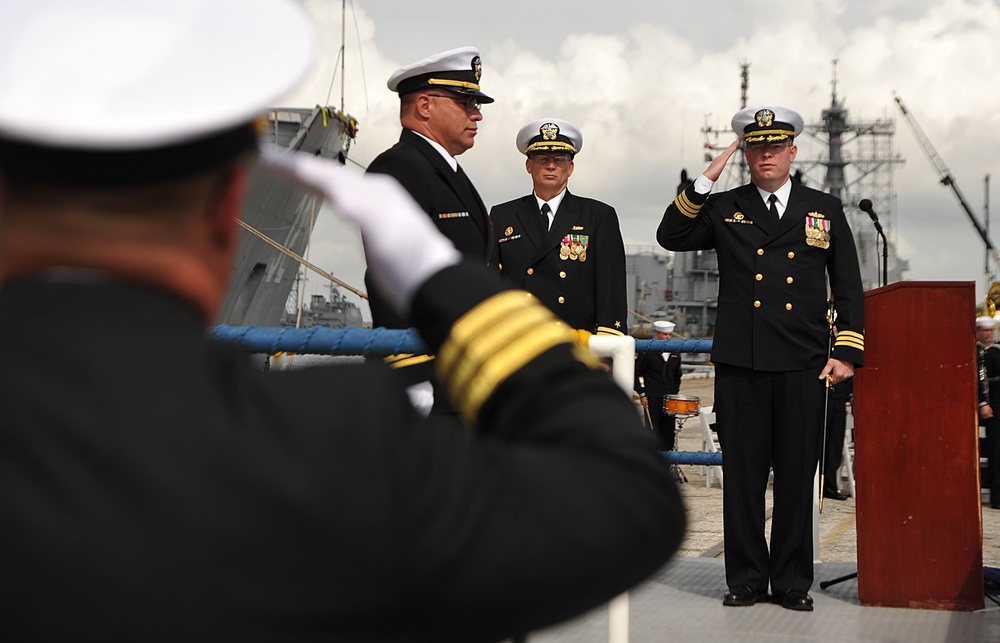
211, 325, 429, 357
662, 450, 722, 466
210, 325, 713, 357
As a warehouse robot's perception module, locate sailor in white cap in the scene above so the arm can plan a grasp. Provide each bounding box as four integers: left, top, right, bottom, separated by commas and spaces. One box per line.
491, 117, 627, 337
634, 320, 683, 449
367, 46, 495, 415
657, 104, 865, 611
0, 3, 685, 638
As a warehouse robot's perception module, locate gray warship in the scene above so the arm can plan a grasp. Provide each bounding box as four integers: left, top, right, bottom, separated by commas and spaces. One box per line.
281, 281, 364, 329
216, 105, 358, 327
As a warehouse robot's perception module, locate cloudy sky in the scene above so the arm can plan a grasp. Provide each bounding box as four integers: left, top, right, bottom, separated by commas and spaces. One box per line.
280, 0, 1000, 320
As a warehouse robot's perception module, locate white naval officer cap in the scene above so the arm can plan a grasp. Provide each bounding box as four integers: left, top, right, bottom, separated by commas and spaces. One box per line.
731, 105, 804, 144
653, 320, 676, 333
387, 47, 495, 103
0, 0, 315, 185
516, 118, 583, 156
978, 316, 997, 329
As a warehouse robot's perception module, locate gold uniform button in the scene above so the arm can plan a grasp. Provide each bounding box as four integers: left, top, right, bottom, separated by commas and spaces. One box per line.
559, 271, 567, 279
787, 251, 795, 259
526, 268, 534, 275
786, 276, 794, 284
755, 273, 763, 281
754, 300, 761, 308
558, 296, 565, 304
786, 303, 793, 310
757, 248, 764, 256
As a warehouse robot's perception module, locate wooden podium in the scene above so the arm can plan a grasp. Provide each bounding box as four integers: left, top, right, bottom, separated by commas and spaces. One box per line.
854, 281, 983, 610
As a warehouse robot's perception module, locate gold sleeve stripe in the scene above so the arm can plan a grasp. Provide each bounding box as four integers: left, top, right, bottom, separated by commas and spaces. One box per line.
445, 306, 553, 395
834, 330, 865, 351
596, 326, 624, 336
440, 290, 535, 359
456, 321, 573, 426
384, 353, 435, 368
674, 191, 701, 219
437, 290, 574, 425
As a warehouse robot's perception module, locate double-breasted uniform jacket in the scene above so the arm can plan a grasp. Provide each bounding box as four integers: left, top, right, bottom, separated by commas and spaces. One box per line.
0, 265, 685, 641
490, 191, 627, 335
658, 181, 865, 370
366, 128, 493, 382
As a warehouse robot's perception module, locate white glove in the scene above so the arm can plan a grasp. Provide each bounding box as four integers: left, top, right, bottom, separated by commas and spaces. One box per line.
259, 147, 461, 314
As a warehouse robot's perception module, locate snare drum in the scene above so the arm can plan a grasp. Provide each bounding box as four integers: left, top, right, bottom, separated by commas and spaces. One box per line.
664, 394, 700, 417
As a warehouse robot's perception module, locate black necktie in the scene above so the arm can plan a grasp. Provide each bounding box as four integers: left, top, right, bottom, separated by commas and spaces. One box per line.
767, 193, 779, 225
540, 203, 551, 231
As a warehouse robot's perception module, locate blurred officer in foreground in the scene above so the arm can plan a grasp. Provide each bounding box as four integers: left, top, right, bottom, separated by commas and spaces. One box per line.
366, 46, 495, 415
490, 118, 627, 338
657, 105, 864, 612
0, 1, 685, 640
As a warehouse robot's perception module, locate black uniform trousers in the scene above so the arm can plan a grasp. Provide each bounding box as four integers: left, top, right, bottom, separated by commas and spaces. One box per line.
823, 380, 852, 494
714, 363, 826, 594
645, 398, 677, 451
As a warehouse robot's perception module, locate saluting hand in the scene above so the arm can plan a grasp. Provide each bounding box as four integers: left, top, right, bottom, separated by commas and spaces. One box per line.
704, 138, 741, 182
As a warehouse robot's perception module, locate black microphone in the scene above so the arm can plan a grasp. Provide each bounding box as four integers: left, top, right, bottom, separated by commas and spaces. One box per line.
858, 198, 883, 233
858, 198, 878, 222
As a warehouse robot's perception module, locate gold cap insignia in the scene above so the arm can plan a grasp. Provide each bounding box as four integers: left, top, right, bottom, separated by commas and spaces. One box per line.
540, 123, 559, 141
472, 56, 482, 81
755, 109, 775, 127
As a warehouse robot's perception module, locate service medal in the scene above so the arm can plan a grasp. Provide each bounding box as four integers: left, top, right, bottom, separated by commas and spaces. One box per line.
805, 216, 831, 249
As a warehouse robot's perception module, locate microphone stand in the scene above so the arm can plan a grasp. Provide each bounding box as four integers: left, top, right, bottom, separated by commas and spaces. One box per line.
873, 220, 888, 288
859, 199, 888, 287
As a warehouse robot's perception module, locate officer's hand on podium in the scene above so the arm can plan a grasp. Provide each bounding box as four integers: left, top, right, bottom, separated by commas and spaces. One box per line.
260, 148, 460, 314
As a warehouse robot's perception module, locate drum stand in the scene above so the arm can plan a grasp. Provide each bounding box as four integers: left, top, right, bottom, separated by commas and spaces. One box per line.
670, 415, 688, 483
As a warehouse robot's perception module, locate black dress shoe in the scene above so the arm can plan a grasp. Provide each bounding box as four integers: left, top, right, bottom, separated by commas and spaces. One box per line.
774, 589, 814, 611
722, 585, 769, 606
823, 489, 850, 501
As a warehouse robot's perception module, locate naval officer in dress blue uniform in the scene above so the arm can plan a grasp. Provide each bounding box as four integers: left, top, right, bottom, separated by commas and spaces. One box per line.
366, 47, 495, 413
657, 104, 865, 612
490, 118, 627, 337
0, 2, 686, 638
